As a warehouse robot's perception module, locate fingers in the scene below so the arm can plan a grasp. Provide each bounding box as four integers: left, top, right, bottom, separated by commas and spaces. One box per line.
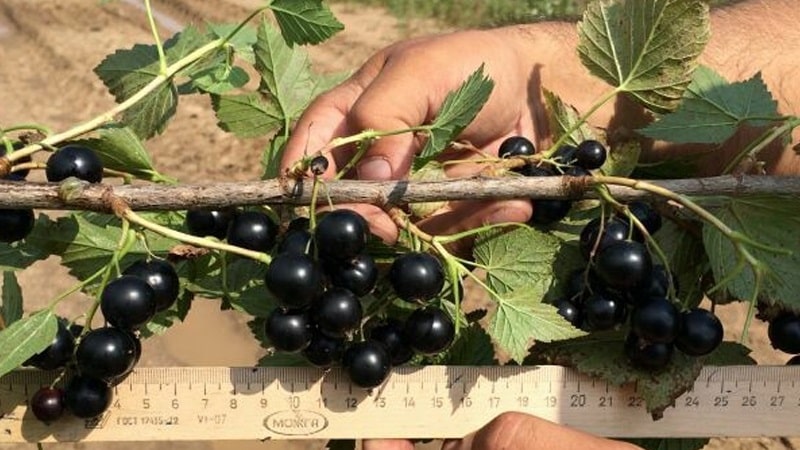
441, 413, 642, 450
363, 439, 416, 450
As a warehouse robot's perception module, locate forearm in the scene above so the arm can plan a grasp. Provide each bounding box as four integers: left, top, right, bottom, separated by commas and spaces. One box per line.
498, 0, 800, 175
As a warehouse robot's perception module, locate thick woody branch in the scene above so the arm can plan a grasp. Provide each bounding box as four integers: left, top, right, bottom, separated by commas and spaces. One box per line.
0, 175, 798, 211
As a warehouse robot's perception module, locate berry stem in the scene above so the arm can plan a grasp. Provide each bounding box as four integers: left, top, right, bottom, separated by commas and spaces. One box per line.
334, 141, 369, 180
722, 116, 800, 175
434, 222, 528, 245
46, 267, 107, 311
323, 126, 431, 155
0, 124, 52, 136
144, 0, 168, 75
543, 87, 620, 157
83, 221, 137, 330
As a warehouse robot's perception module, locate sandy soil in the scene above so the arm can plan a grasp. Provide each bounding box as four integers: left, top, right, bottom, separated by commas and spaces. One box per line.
0, 1, 795, 449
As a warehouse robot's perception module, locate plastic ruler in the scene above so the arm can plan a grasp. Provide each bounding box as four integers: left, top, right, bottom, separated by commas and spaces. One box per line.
1, 365, 799, 442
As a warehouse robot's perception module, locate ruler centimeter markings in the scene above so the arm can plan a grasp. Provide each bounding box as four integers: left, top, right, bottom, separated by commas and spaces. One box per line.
1, 365, 799, 443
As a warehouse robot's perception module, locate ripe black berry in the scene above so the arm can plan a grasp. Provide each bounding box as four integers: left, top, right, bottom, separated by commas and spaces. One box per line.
0, 142, 32, 180
552, 145, 577, 166
579, 217, 638, 260
768, 314, 800, 354
529, 200, 572, 225
403, 307, 455, 355
343, 341, 392, 389
26, 318, 75, 370
327, 253, 378, 297
388, 252, 445, 302
30, 387, 65, 422
565, 166, 591, 177
278, 229, 313, 255
45, 145, 103, 183
631, 265, 676, 303
265, 253, 324, 309
288, 217, 310, 231
554, 298, 582, 327
0, 209, 34, 243
594, 241, 652, 291
498, 136, 535, 159
619, 201, 662, 235
314, 209, 369, 261
675, 308, 723, 356
227, 211, 278, 252
310, 155, 329, 175
264, 308, 312, 353
63, 375, 112, 419
519, 164, 553, 177
575, 140, 607, 170
312, 287, 363, 338
76, 327, 138, 381
123, 259, 180, 312
631, 298, 679, 344
101, 275, 157, 330
625, 333, 673, 371
185, 209, 234, 239
787, 355, 800, 365
583, 293, 626, 331
302, 332, 345, 368
368, 318, 414, 365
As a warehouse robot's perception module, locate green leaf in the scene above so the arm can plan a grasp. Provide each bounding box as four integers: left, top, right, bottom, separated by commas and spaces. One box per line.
655, 220, 709, 308
141, 290, 193, 337
207, 23, 258, 63
543, 88, 598, 146
485, 291, 585, 363
702, 196, 800, 310
445, 325, 497, 365
577, 0, 710, 112
268, 0, 344, 46
0, 310, 57, 379
473, 226, 562, 297
93, 26, 209, 138
212, 93, 283, 138
704, 342, 755, 365
600, 141, 641, 177
262, 133, 288, 179
623, 438, 709, 450
417, 65, 494, 165
254, 21, 317, 124
74, 126, 165, 182
0, 215, 55, 271
1, 272, 23, 326
409, 161, 448, 219
535, 333, 747, 417
639, 67, 781, 143
188, 258, 274, 318
190, 65, 250, 95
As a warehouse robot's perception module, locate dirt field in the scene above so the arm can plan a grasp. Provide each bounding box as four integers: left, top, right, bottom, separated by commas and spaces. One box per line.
0, 1, 796, 449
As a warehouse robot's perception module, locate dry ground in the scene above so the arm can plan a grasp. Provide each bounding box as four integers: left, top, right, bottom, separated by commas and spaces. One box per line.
0, 1, 795, 449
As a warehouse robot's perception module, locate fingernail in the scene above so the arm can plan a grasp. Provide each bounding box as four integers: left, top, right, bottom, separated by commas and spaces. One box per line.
357, 157, 392, 180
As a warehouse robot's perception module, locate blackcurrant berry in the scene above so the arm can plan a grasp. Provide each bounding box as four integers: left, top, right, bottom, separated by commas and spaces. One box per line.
264, 308, 312, 353
314, 209, 369, 261
185, 209, 234, 239
265, 253, 324, 309
388, 252, 445, 302
75, 327, 138, 381
583, 293, 626, 331
519, 164, 553, 177
63, 375, 112, 419
575, 140, 607, 170
625, 333, 674, 371
553, 298, 582, 327
277, 229, 313, 255
529, 200, 572, 225
619, 201, 662, 235
343, 341, 392, 389
123, 259, 180, 312
498, 136, 535, 159
565, 166, 591, 177
288, 217, 310, 231
368, 318, 414, 365
594, 241, 652, 291
787, 355, 800, 365
26, 318, 75, 370
312, 287, 363, 338
768, 314, 800, 354
227, 211, 279, 252
45, 145, 103, 183
631, 265, 676, 303
310, 155, 329, 175
30, 387, 65, 422
675, 308, 723, 356
631, 297, 679, 344
0, 209, 34, 243
0, 142, 32, 180
327, 253, 378, 297
101, 275, 157, 330
552, 145, 577, 166
403, 307, 455, 355
302, 332, 345, 368
579, 217, 638, 260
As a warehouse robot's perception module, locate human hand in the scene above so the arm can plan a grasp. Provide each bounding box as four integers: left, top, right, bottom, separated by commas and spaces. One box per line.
280, 29, 537, 245
363, 412, 641, 450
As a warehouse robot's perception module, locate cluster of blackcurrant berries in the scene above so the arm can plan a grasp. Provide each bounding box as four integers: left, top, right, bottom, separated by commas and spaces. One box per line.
768, 312, 800, 365
259, 208, 455, 389
498, 136, 607, 225
0, 143, 104, 244
551, 201, 723, 370
25, 258, 179, 423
